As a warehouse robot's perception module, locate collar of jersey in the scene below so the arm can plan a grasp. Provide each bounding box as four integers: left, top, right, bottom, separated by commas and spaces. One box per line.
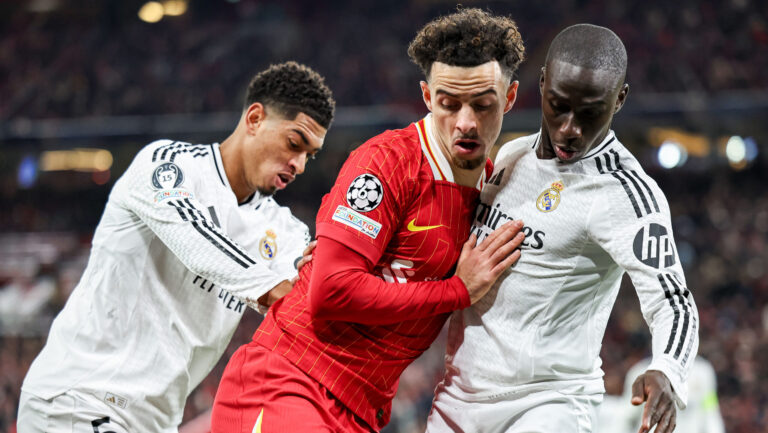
415, 114, 488, 191
582, 130, 617, 159
212, 142, 267, 208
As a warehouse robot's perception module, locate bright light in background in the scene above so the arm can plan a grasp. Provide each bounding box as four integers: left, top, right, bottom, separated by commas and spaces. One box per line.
743, 136, 759, 162
725, 136, 746, 164
162, 0, 188, 16
657, 140, 688, 169
139, 2, 164, 23
40, 149, 113, 172
17, 155, 38, 189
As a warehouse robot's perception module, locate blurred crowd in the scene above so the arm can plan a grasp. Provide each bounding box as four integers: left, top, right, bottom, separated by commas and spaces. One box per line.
1, 0, 767, 121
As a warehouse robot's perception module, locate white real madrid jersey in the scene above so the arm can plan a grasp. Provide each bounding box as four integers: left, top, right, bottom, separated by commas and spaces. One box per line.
22, 140, 309, 432
443, 132, 698, 407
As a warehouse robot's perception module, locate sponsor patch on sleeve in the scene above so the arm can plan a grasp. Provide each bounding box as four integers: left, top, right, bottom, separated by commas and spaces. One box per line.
332, 205, 382, 239
154, 188, 195, 203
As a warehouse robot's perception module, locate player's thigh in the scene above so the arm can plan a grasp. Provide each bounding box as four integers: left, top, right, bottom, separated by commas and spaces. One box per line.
507, 391, 602, 433
17, 391, 129, 433
212, 344, 370, 433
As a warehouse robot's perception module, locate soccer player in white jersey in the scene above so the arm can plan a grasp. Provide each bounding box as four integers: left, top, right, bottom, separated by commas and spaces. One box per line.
426, 25, 698, 433
17, 61, 335, 433
616, 357, 725, 433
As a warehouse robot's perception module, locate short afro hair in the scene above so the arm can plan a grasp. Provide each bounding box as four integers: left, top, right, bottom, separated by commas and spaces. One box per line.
244, 61, 335, 129
546, 24, 627, 80
408, 8, 525, 81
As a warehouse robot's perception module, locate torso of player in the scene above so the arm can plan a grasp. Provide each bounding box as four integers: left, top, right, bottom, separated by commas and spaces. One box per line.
255, 118, 483, 428
447, 133, 627, 393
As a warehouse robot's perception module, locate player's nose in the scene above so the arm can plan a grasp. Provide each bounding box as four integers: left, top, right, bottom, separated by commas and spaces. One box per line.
290, 153, 307, 175
560, 113, 581, 139
455, 106, 478, 134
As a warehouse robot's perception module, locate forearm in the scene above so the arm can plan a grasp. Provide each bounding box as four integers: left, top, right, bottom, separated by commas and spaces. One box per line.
307, 236, 470, 324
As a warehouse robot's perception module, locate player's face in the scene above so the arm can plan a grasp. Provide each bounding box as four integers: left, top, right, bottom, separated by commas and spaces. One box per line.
244, 105, 326, 195
539, 60, 628, 162
421, 61, 518, 170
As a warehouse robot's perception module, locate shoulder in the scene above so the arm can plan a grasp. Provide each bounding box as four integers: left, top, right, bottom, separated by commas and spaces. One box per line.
495, 133, 538, 165
585, 138, 670, 220
252, 197, 310, 236
142, 140, 213, 166
344, 123, 422, 182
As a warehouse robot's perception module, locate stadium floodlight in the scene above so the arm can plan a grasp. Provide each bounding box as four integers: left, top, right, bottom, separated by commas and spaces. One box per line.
744, 137, 758, 162
657, 140, 687, 169
138, 2, 164, 23
725, 136, 746, 164
162, 0, 188, 17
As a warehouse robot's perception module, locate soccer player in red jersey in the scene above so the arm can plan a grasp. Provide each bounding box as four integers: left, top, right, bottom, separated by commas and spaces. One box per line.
211, 8, 527, 432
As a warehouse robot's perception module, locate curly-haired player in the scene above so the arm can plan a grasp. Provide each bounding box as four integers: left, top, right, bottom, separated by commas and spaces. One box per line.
19, 62, 334, 432
211, 8, 526, 433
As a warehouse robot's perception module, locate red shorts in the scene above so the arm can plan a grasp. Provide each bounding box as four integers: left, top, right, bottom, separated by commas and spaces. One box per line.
211, 342, 373, 433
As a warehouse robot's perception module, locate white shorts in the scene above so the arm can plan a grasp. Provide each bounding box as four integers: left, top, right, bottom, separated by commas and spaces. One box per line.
17, 390, 130, 433
425, 384, 603, 433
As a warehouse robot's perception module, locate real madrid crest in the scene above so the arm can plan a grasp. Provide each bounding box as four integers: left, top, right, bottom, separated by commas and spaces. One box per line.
536, 180, 564, 213
259, 229, 278, 260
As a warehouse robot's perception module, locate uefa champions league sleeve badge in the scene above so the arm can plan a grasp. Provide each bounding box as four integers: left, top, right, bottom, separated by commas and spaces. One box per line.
346, 173, 384, 212
152, 162, 185, 189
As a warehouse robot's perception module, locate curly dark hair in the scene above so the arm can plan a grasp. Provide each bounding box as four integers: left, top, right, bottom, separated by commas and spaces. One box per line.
408, 8, 525, 81
244, 61, 335, 129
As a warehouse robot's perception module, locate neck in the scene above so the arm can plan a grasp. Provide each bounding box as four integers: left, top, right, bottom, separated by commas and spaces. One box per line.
536, 126, 556, 160
219, 132, 251, 203
451, 164, 485, 188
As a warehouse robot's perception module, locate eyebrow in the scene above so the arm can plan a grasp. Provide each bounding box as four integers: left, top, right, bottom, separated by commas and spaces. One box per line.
435, 88, 498, 98
292, 129, 309, 146
291, 129, 322, 151
546, 89, 607, 106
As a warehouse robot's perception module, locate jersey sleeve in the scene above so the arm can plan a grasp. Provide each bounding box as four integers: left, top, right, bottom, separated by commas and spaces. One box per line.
110, 140, 286, 309
315, 137, 414, 265
271, 214, 311, 280
588, 171, 698, 408
307, 236, 470, 324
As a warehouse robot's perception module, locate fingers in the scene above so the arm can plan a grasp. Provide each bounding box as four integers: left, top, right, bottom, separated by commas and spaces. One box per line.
654, 403, 676, 433
631, 376, 646, 406
302, 240, 317, 256
478, 220, 523, 253
490, 231, 525, 264
493, 248, 521, 274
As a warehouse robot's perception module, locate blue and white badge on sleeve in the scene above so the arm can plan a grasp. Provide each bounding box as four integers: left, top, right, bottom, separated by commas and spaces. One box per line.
152, 162, 184, 189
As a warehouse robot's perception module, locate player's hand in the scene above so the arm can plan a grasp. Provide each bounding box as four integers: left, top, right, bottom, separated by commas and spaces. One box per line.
631, 370, 677, 433
455, 220, 525, 304
259, 241, 317, 308
257, 279, 293, 307
295, 240, 317, 274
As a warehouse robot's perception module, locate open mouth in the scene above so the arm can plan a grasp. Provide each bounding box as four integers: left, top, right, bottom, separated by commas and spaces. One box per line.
454, 139, 481, 155
554, 145, 579, 161
276, 173, 294, 188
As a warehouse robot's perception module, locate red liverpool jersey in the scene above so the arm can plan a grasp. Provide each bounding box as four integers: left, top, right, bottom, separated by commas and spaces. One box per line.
253, 114, 490, 430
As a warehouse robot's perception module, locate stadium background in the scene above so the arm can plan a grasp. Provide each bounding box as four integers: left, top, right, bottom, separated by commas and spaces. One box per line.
0, 0, 766, 431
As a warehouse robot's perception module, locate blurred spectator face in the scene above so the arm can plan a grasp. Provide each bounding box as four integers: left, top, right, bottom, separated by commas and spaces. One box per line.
420, 61, 517, 170
243, 105, 326, 195
539, 60, 627, 162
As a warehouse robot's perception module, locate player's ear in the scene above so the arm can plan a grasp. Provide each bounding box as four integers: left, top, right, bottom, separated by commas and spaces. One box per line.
504, 81, 519, 113
539, 67, 546, 96
614, 83, 629, 114
244, 102, 266, 134
420, 81, 433, 112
